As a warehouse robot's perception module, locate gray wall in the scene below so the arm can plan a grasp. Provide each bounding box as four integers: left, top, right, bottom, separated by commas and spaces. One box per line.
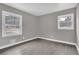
0, 4, 38, 46
0, 4, 77, 47
39, 8, 77, 43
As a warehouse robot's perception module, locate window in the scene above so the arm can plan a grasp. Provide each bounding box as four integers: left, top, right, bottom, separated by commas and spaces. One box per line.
2, 11, 22, 37
58, 13, 74, 30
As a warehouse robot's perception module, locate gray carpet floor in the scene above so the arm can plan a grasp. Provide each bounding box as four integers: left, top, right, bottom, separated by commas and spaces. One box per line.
0, 39, 78, 55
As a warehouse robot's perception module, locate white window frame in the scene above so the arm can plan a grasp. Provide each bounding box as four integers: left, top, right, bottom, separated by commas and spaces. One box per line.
58, 13, 74, 30
2, 10, 22, 37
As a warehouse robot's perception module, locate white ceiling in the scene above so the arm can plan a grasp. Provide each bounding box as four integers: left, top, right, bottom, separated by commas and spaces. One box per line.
4, 3, 77, 16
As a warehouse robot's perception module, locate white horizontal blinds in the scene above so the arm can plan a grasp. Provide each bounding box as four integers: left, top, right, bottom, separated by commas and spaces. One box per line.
5, 15, 20, 28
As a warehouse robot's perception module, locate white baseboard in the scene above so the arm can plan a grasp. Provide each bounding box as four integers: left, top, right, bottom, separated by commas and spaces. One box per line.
0, 37, 37, 50
0, 36, 79, 54
75, 44, 79, 54
37, 37, 79, 54
37, 37, 76, 46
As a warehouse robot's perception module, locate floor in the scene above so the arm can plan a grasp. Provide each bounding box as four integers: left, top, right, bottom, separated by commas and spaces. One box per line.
0, 38, 78, 55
